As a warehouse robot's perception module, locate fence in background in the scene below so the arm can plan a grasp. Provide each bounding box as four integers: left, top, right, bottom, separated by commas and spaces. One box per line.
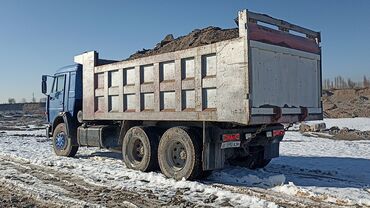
0, 102, 46, 114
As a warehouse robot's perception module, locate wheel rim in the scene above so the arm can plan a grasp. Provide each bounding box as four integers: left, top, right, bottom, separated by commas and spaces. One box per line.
127, 137, 145, 164
55, 132, 67, 150
166, 140, 187, 170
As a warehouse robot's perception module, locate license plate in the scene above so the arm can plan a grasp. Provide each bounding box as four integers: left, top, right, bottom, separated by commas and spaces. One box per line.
221, 141, 241, 149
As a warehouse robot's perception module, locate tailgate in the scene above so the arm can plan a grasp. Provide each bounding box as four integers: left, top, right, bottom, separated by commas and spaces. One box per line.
244, 11, 322, 123
249, 40, 321, 114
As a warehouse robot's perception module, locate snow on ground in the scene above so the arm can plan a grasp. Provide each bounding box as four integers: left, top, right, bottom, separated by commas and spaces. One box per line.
0, 118, 370, 207
0, 129, 278, 207
273, 131, 370, 206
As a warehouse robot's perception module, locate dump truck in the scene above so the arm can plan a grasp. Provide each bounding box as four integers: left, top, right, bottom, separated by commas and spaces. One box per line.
41, 10, 322, 180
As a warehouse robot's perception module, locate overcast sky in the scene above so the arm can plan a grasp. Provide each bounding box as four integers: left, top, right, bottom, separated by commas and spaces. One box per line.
0, 0, 369, 103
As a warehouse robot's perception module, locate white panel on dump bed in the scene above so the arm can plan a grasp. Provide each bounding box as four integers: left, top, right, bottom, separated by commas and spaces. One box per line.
141, 92, 154, 111
202, 88, 217, 109
182, 58, 195, 79
160, 91, 175, 110
160, 61, 175, 81
202, 54, 216, 77
250, 40, 321, 112
140, 65, 154, 83
95, 96, 105, 112
124, 94, 136, 111
95, 73, 104, 89
124, 67, 135, 85
108, 70, 120, 87
108, 95, 119, 112
182, 89, 195, 110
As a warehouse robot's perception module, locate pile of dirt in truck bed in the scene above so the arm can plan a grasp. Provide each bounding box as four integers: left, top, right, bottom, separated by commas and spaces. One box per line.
126, 26, 238, 60
323, 88, 370, 118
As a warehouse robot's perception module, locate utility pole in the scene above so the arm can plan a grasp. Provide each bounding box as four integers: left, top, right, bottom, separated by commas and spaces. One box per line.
32, 93, 36, 103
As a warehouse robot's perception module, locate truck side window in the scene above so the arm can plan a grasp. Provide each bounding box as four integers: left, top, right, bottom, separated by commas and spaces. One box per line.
56, 75, 65, 92
51, 77, 58, 93
69, 73, 76, 92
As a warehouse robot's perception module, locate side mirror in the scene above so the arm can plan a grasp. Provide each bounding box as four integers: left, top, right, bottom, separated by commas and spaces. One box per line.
42, 75, 47, 94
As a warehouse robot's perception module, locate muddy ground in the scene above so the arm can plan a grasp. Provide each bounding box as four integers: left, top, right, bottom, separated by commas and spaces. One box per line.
1, 129, 366, 207
1, 114, 370, 207
323, 88, 370, 118
0, 184, 48, 208
0, 113, 45, 131
300, 124, 370, 141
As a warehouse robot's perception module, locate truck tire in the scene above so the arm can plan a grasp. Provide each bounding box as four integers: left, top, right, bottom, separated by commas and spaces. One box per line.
158, 127, 203, 180
122, 126, 159, 172
52, 123, 78, 157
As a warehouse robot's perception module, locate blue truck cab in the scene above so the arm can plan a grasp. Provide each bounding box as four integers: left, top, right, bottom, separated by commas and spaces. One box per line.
42, 64, 82, 155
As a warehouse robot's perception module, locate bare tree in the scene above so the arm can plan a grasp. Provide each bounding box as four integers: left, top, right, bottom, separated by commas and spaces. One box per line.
21, 98, 27, 103
323, 78, 333, 90
323, 75, 370, 90
8, 98, 16, 104
347, 78, 355, 89
364, 75, 370, 88
32, 93, 36, 103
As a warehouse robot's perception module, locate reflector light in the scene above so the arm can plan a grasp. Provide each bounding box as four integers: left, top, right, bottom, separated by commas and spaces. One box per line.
273, 129, 285, 137
223, 133, 240, 142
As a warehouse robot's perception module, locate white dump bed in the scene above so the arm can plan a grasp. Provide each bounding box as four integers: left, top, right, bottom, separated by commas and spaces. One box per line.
75, 10, 322, 125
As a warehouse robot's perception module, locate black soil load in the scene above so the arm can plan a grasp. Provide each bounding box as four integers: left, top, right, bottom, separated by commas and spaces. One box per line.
126, 27, 239, 60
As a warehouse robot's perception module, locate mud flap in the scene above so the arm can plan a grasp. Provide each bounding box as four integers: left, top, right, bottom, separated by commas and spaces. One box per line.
46, 125, 52, 139
263, 142, 280, 160
62, 112, 79, 146
202, 125, 225, 171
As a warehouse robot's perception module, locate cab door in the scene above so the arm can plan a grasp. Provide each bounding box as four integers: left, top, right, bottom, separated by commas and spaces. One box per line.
48, 74, 66, 122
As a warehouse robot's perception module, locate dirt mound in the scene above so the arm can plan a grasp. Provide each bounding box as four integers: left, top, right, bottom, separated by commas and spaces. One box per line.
330, 127, 370, 140
126, 27, 239, 60
23, 103, 45, 114
299, 123, 370, 141
323, 88, 370, 118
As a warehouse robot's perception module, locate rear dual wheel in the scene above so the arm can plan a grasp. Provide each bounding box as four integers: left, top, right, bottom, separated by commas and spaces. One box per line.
122, 126, 206, 180
158, 127, 203, 180
122, 127, 160, 172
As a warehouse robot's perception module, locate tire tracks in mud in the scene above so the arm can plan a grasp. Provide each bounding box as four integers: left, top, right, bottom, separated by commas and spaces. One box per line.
204, 163, 364, 208
266, 165, 365, 187
0, 182, 53, 208
0, 157, 164, 208
0, 153, 361, 208
209, 183, 354, 208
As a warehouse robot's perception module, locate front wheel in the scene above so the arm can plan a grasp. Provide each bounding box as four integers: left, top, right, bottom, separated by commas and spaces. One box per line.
52, 123, 78, 157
